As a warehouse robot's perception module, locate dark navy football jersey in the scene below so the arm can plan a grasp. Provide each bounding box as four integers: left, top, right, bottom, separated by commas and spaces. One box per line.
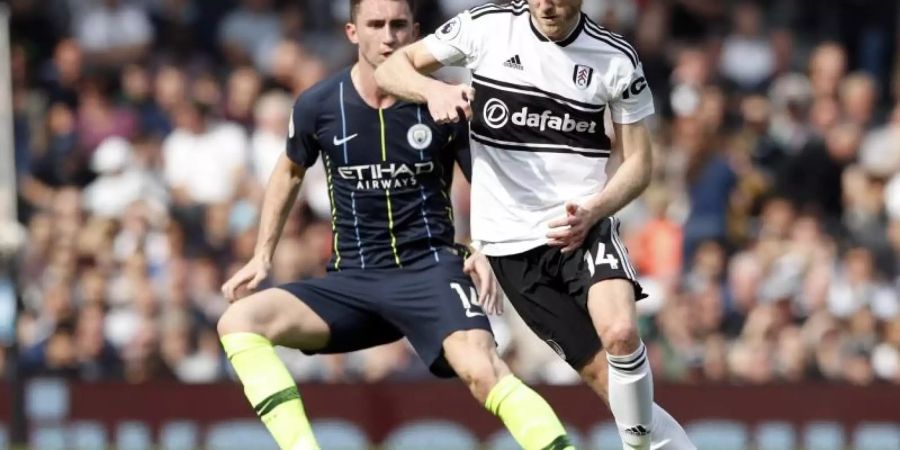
286, 67, 471, 270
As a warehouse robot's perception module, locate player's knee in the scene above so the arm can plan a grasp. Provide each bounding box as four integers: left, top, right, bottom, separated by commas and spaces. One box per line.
217, 299, 269, 339
599, 320, 640, 355
217, 306, 249, 338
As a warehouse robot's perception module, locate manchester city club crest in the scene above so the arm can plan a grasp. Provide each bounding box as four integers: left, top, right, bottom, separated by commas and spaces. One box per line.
407, 123, 433, 150
573, 64, 594, 90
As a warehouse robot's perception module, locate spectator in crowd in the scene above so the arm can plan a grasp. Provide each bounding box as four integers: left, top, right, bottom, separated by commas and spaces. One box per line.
679, 117, 737, 264
40, 38, 83, 108
218, 0, 281, 69
74, 0, 154, 67
162, 101, 247, 207
719, 1, 775, 92
82, 137, 167, 219
249, 91, 292, 189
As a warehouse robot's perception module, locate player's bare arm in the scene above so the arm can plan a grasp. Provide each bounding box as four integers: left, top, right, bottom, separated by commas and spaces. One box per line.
221, 154, 306, 302
547, 120, 653, 253
589, 120, 654, 216
464, 250, 503, 315
375, 41, 474, 124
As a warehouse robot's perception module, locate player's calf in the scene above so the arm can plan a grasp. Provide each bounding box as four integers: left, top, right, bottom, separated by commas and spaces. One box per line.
442, 329, 575, 450
587, 280, 653, 450
579, 353, 697, 450
578, 353, 611, 403
442, 329, 507, 402
217, 289, 329, 450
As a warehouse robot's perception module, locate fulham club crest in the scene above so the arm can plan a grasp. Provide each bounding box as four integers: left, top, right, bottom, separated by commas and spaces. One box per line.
573, 64, 594, 90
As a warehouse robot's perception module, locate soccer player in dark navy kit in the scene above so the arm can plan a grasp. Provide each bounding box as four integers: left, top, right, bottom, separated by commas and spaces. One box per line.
216, 1, 574, 450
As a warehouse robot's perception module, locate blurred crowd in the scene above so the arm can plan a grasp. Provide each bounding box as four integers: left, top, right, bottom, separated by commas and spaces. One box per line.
4, 0, 900, 386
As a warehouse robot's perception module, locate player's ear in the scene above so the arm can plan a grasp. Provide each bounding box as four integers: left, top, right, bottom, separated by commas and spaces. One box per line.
346, 22, 359, 44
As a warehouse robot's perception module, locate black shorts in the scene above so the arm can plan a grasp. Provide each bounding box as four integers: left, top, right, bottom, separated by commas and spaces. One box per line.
278, 247, 491, 378
488, 217, 645, 370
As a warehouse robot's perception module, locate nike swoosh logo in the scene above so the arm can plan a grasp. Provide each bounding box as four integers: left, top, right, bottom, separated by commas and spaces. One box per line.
333, 134, 358, 146
466, 310, 485, 318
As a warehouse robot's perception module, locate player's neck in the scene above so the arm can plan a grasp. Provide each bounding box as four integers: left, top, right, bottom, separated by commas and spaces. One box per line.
351, 63, 397, 109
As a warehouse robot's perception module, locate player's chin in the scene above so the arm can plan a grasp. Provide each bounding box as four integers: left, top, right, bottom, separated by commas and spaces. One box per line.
542, 21, 569, 37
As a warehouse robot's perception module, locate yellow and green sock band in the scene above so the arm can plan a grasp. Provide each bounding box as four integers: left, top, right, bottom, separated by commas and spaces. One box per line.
221, 332, 320, 450
485, 375, 574, 450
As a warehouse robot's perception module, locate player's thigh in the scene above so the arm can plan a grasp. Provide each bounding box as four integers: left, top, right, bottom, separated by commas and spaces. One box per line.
489, 252, 602, 371
217, 287, 330, 350
577, 217, 645, 345
586, 279, 639, 342
279, 276, 404, 354
382, 252, 493, 377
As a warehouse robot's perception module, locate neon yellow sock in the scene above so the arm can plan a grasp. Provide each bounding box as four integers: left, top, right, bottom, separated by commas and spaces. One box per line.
221, 332, 320, 450
485, 375, 575, 450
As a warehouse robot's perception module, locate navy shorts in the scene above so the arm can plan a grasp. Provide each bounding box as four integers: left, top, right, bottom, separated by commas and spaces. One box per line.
277, 248, 491, 377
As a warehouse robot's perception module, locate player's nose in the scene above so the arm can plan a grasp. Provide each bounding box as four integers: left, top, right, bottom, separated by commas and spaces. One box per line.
535, 0, 556, 14
383, 29, 398, 45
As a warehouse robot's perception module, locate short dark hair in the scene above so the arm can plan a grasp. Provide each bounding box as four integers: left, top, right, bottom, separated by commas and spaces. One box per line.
349, 0, 417, 22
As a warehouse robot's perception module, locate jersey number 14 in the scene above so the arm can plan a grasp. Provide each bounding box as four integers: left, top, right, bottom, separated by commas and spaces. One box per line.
584, 243, 620, 276
450, 283, 485, 318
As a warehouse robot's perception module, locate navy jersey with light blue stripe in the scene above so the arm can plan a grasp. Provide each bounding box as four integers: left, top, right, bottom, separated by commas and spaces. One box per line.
287, 68, 470, 270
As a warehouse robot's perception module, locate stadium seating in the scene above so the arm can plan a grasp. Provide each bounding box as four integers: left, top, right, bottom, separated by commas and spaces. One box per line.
382, 419, 479, 450
311, 419, 371, 450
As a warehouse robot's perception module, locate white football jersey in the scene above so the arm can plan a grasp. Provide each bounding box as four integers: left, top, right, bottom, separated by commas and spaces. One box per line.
423, 0, 654, 256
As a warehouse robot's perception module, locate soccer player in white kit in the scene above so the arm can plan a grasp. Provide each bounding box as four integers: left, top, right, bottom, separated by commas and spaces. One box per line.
376, 1, 696, 449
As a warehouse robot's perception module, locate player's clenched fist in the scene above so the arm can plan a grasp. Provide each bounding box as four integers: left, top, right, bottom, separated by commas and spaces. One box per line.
221, 256, 270, 302
426, 84, 474, 124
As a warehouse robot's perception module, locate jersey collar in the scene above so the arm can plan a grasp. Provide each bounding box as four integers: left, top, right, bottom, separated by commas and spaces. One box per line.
529, 12, 585, 47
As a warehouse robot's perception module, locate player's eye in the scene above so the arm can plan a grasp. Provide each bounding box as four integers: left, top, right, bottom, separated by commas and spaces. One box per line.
389, 20, 409, 29
367, 20, 386, 29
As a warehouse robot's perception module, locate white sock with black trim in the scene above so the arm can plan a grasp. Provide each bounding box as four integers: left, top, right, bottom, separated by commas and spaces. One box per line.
649, 403, 696, 449
607, 342, 653, 449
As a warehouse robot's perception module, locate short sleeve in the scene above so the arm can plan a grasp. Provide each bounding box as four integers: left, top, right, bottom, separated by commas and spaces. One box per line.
422, 10, 484, 69
285, 94, 320, 168
609, 62, 655, 124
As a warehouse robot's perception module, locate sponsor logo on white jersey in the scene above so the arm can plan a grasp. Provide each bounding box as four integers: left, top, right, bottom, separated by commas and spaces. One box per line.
482, 98, 598, 133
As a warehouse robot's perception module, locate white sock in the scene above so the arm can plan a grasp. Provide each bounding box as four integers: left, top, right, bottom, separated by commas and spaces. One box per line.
650, 403, 696, 450
607, 342, 654, 449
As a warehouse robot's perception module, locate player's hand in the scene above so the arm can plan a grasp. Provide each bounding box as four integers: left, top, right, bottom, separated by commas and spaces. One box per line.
221, 256, 270, 303
426, 83, 475, 124
546, 201, 600, 254
463, 250, 503, 315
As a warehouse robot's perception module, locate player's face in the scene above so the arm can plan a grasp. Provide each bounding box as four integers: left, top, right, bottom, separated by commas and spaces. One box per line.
528, 0, 583, 41
347, 0, 419, 68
